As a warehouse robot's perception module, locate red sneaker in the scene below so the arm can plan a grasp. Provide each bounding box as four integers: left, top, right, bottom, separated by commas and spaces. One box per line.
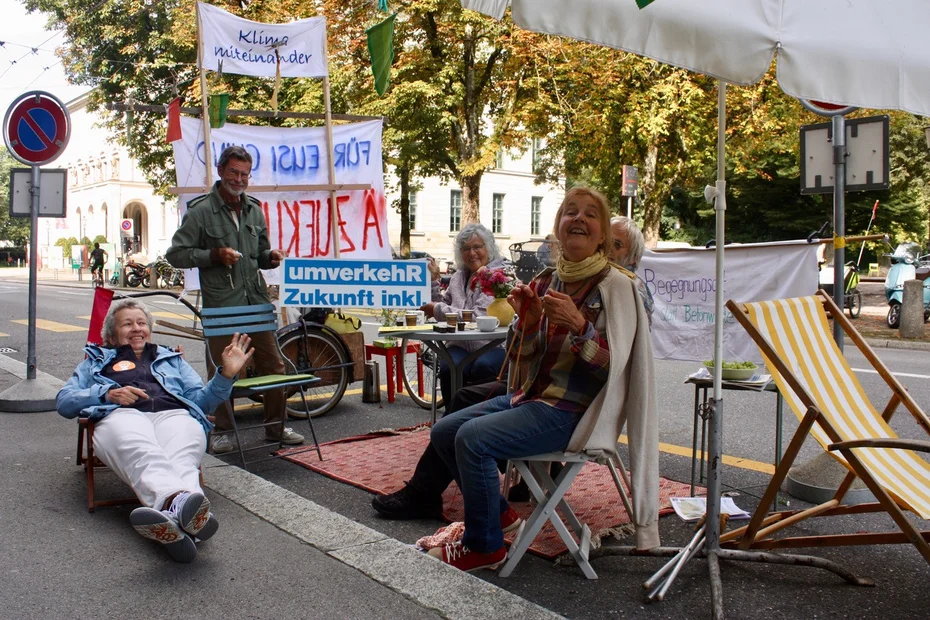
500, 506, 523, 534
428, 541, 507, 572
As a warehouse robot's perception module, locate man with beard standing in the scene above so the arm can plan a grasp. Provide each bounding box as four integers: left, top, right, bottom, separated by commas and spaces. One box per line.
166, 145, 304, 454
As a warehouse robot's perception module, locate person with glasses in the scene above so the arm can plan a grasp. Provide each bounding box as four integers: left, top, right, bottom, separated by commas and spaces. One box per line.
419, 222, 511, 404
166, 145, 305, 455
609, 216, 653, 328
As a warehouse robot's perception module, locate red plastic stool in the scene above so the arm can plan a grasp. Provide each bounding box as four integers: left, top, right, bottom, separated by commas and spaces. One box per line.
364, 343, 422, 403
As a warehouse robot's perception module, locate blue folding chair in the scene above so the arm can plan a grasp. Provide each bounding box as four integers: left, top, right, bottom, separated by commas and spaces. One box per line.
201, 303, 323, 469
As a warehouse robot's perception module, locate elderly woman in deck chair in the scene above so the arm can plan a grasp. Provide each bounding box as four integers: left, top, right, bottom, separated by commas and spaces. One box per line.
428, 187, 660, 572
56, 298, 253, 563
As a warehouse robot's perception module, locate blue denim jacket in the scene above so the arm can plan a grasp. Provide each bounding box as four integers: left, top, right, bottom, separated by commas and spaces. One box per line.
56, 344, 235, 433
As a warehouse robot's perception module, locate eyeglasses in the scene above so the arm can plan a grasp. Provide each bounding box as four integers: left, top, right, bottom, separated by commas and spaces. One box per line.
223, 169, 252, 180
461, 244, 486, 254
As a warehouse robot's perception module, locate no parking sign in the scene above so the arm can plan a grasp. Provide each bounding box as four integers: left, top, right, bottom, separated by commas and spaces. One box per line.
120, 219, 134, 237
3, 91, 71, 166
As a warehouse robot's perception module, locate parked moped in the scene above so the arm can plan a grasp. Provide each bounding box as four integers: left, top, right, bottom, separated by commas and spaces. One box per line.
883, 242, 930, 328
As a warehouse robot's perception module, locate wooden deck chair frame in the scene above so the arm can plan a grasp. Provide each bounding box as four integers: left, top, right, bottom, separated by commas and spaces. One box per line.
499, 451, 635, 579
724, 290, 930, 570
76, 417, 139, 513
201, 303, 324, 470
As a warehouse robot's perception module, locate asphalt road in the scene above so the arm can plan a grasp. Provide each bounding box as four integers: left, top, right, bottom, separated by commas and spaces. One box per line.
3, 279, 930, 618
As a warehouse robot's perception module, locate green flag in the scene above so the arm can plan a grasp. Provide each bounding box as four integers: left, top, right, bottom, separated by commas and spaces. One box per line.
366, 13, 396, 96
209, 93, 229, 129
636, 0, 657, 8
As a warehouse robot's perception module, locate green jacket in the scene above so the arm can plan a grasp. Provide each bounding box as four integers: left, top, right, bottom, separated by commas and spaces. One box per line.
166, 182, 275, 308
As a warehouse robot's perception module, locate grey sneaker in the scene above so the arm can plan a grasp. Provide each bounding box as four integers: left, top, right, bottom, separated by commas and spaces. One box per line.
164, 491, 211, 538
130, 507, 197, 563
267, 427, 304, 445
211, 434, 235, 454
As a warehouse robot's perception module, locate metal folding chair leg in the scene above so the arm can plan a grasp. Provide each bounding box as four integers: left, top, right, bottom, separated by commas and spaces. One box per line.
499, 459, 597, 579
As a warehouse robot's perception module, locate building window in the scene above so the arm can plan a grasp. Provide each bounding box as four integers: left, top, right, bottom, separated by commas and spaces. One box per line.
531, 196, 542, 236
492, 193, 504, 233
450, 190, 462, 232
408, 192, 417, 230
531, 138, 542, 173
495, 150, 504, 169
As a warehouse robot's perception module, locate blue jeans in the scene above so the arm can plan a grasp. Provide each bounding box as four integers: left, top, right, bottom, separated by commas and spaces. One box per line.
430, 394, 580, 553
438, 345, 506, 404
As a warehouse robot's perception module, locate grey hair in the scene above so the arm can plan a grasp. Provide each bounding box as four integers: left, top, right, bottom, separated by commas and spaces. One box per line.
217, 145, 253, 169
610, 216, 646, 270
452, 223, 501, 270
102, 298, 155, 346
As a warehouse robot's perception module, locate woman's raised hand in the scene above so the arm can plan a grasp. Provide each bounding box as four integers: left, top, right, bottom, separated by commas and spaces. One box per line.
220, 332, 254, 379
508, 283, 542, 328
542, 290, 587, 333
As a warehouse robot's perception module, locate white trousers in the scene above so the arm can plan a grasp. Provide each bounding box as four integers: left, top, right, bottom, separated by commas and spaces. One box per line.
92, 408, 206, 510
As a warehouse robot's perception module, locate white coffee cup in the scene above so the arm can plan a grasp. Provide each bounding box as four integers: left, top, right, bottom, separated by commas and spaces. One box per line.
476, 316, 500, 332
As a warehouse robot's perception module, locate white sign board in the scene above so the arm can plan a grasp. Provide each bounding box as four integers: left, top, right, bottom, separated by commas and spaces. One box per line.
120, 219, 134, 237
9, 168, 66, 217
800, 115, 889, 194
281, 258, 430, 309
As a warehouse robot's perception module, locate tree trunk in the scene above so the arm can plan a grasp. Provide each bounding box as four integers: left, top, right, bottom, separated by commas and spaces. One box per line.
461, 172, 482, 225
640, 144, 662, 247
398, 165, 411, 257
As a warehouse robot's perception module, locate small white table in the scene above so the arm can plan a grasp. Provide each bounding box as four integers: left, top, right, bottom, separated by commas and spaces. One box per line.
404, 326, 509, 421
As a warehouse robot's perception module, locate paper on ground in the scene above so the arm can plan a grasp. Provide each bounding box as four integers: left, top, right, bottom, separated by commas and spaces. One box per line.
670, 496, 751, 522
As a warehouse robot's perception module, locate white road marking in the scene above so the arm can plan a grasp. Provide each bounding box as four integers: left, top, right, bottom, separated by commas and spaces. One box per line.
852, 367, 930, 380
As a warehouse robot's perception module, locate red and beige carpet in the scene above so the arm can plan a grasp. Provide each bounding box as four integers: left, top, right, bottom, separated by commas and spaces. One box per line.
281, 425, 695, 558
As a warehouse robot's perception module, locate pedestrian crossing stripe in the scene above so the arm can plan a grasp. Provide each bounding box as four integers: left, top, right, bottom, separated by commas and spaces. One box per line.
0, 332, 8, 337
77, 310, 193, 322
11, 319, 85, 332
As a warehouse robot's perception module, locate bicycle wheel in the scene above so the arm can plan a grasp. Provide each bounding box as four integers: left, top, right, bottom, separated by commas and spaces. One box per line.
278, 327, 349, 418
400, 337, 444, 410
848, 289, 862, 318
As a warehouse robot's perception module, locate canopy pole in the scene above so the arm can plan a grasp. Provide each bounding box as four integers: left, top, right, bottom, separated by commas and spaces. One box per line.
321, 32, 340, 258
196, 2, 214, 187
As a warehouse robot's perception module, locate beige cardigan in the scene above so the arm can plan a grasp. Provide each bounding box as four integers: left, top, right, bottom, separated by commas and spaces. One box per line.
565, 267, 660, 550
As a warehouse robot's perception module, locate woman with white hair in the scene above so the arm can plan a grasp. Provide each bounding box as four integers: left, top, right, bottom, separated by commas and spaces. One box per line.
420, 222, 510, 402
57, 298, 252, 563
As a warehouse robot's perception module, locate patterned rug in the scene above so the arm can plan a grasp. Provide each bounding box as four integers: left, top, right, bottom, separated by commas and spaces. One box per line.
281, 425, 697, 559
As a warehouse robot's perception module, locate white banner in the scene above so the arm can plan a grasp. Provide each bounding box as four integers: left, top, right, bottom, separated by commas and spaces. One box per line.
173, 116, 390, 261
198, 2, 328, 78
640, 242, 818, 362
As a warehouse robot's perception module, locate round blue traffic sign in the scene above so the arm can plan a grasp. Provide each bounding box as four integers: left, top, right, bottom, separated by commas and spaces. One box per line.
3, 91, 71, 165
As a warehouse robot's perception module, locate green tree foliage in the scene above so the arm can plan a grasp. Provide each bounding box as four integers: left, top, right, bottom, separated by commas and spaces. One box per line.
0, 149, 32, 247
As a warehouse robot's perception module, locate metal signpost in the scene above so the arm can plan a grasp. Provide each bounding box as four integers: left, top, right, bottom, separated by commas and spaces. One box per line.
621, 165, 638, 217
799, 100, 889, 349
0, 91, 71, 412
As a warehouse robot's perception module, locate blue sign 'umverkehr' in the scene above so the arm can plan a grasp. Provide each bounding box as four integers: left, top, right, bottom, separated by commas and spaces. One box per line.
281, 258, 431, 309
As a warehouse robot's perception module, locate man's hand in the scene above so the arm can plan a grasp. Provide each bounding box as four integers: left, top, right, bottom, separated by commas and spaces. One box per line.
217, 247, 241, 266
269, 249, 285, 268
106, 386, 149, 406
542, 290, 586, 333
220, 332, 254, 379
421, 302, 436, 318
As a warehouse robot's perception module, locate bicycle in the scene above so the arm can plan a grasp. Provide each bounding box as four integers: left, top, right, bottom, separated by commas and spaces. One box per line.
277, 311, 354, 418
399, 337, 444, 410
91, 264, 105, 288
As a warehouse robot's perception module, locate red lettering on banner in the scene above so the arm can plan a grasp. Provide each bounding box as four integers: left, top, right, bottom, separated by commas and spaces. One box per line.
331, 195, 355, 254
362, 190, 385, 250
275, 201, 284, 249
283, 200, 301, 255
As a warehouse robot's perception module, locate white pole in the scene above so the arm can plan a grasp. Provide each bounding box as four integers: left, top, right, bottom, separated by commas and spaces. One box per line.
321, 32, 340, 258
196, 2, 214, 187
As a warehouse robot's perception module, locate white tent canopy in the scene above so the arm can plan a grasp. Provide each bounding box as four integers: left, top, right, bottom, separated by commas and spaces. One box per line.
463, 0, 930, 117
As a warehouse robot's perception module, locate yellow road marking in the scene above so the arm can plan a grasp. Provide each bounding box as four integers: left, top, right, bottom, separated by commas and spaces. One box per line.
12, 319, 84, 332
152, 311, 193, 320
618, 435, 775, 475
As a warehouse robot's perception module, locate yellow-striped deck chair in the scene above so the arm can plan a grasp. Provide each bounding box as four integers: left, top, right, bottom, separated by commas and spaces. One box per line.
724, 291, 930, 565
